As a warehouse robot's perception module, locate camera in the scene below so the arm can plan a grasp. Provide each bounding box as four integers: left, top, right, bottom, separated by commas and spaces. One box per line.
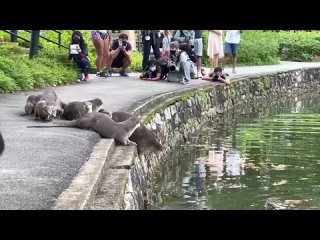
167, 62, 176, 71
122, 41, 127, 47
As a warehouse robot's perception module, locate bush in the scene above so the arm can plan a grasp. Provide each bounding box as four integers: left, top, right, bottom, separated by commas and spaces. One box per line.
202, 30, 280, 67
277, 31, 320, 61
0, 45, 78, 92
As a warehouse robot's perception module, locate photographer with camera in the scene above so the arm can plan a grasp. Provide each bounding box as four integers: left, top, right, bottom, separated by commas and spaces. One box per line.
140, 59, 164, 81
68, 31, 91, 82
107, 33, 132, 77
169, 41, 196, 84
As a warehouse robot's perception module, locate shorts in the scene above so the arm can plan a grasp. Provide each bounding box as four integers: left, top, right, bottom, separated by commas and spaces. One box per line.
91, 30, 108, 42
111, 58, 124, 68
194, 38, 203, 57
224, 42, 239, 56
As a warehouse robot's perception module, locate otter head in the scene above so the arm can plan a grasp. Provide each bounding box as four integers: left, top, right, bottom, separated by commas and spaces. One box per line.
129, 117, 140, 129
150, 131, 163, 152
40, 106, 54, 121
25, 103, 34, 114
92, 98, 103, 112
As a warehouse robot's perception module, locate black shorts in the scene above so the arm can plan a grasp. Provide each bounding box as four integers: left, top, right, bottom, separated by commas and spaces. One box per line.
111, 58, 124, 68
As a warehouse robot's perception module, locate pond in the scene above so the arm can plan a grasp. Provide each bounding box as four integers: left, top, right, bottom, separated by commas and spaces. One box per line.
151, 93, 320, 210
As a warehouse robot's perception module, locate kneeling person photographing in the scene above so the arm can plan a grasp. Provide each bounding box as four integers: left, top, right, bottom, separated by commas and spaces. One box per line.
107, 33, 132, 77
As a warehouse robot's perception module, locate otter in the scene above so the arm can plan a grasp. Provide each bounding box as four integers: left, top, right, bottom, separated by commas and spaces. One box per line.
0, 132, 4, 156
34, 89, 65, 121
27, 112, 140, 146
21, 94, 43, 116
111, 111, 163, 154
62, 98, 104, 120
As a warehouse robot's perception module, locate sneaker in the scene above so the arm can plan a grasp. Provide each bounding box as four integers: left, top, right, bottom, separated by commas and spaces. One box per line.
98, 72, 107, 78
80, 73, 85, 81
107, 69, 113, 77
232, 69, 237, 74
119, 69, 129, 77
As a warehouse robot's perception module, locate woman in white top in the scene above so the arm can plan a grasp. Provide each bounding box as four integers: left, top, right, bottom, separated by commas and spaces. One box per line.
91, 30, 112, 77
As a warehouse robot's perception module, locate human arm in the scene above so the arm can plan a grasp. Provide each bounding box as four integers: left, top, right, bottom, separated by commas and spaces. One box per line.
174, 30, 185, 43
148, 72, 161, 81
202, 76, 212, 81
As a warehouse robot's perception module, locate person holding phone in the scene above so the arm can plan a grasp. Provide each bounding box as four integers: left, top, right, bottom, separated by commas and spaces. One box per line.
68, 31, 91, 82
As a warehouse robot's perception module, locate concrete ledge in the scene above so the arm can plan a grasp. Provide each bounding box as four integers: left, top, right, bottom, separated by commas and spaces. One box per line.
87, 168, 129, 210
87, 146, 138, 209
52, 139, 115, 210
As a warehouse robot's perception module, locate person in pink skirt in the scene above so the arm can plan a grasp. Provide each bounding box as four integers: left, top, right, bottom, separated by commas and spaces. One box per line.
207, 30, 224, 72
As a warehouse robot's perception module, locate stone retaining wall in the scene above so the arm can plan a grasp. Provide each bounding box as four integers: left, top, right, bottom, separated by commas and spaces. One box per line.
120, 68, 320, 209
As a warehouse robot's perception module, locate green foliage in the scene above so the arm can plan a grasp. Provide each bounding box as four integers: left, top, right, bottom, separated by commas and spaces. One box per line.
0, 70, 19, 92
0, 45, 78, 92
277, 31, 320, 61
203, 30, 280, 67
203, 30, 320, 67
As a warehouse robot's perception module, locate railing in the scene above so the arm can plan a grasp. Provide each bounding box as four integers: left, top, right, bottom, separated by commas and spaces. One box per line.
0, 30, 68, 58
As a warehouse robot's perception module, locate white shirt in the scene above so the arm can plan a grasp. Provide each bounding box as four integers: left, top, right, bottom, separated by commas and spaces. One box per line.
225, 30, 241, 44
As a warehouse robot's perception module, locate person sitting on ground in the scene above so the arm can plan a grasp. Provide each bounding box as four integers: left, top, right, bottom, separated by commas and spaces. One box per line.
107, 33, 132, 77
68, 31, 91, 82
140, 59, 164, 81
201, 67, 230, 85
170, 41, 196, 84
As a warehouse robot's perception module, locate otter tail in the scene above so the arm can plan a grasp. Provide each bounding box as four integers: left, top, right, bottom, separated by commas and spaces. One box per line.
27, 120, 78, 128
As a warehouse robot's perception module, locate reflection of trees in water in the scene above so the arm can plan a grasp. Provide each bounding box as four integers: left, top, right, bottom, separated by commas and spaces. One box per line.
152, 91, 320, 209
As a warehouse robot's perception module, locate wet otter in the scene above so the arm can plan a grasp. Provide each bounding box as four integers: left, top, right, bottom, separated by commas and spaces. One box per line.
28, 112, 140, 146
111, 111, 163, 154
33, 89, 65, 121
62, 98, 104, 120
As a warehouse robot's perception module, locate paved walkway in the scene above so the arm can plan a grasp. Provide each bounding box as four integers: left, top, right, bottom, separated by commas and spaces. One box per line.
0, 61, 319, 209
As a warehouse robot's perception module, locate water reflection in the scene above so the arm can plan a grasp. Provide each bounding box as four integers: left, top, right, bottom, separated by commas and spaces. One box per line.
152, 92, 320, 210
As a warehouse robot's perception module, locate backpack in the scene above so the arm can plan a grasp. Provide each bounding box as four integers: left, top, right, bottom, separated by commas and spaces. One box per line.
155, 57, 170, 79
179, 43, 196, 63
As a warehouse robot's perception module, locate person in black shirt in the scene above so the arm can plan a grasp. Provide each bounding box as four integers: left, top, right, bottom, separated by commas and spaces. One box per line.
202, 67, 230, 85
107, 33, 132, 77
141, 30, 161, 70
140, 60, 163, 81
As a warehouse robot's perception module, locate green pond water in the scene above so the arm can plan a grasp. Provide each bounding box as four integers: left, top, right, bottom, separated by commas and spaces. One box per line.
151, 94, 320, 210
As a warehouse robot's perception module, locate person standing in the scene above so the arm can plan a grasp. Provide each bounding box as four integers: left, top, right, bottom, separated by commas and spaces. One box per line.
222, 30, 242, 73
207, 30, 224, 72
91, 30, 112, 77
193, 30, 203, 78
141, 30, 161, 70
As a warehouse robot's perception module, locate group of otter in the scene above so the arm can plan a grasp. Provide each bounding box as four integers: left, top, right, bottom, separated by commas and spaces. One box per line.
23, 88, 162, 154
